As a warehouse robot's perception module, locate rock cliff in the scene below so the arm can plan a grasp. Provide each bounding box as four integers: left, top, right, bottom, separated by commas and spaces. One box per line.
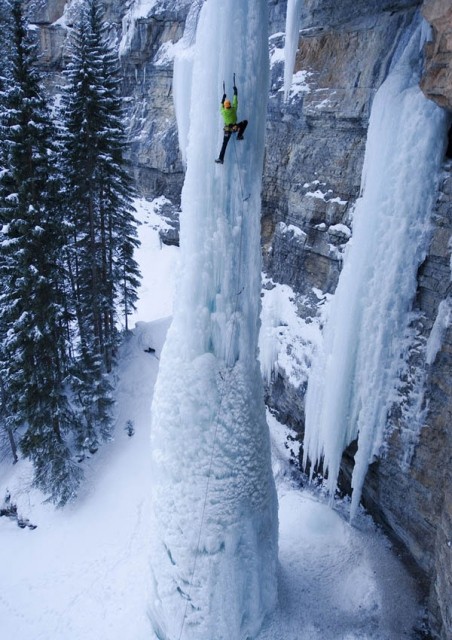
421, 0, 452, 109
23, 0, 452, 637
264, 2, 451, 638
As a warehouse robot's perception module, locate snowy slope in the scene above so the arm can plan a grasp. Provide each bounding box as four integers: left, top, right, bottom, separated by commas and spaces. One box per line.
0, 198, 177, 640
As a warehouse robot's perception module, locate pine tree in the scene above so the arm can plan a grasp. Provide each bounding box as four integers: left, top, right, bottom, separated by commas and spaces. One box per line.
0, 1, 16, 463
61, 0, 140, 449
0, 1, 83, 505
0, 0, 12, 90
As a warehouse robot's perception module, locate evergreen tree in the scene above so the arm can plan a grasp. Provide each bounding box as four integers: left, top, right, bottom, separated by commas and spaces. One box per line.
0, 1, 15, 462
61, 0, 140, 449
0, 0, 13, 91
0, 1, 83, 505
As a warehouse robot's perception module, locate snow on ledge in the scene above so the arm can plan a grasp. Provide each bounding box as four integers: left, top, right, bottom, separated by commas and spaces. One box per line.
259, 278, 324, 388
281, 69, 312, 100
278, 221, 307, 241
328, 223, 351, 239
119, 0, 158, 57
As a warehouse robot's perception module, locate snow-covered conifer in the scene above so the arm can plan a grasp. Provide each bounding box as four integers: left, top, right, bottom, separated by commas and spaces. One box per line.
60, 0, 140, 448
0, 0, 83, 505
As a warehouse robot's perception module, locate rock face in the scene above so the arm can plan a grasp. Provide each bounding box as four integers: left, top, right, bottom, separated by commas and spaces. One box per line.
421, 0, 452, 109
28, 0, 66, 24
119, 0, 189, 202
23, 0, 452, 637
263, 5, 420, 299
263, 2, 452, 638
417, 166, 452, 638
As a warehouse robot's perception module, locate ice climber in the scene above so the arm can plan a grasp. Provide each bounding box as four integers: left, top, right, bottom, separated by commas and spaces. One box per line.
215, 80, 248, 164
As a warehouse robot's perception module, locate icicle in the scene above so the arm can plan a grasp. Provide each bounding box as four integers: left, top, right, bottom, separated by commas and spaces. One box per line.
173, 0, 205, 167
283, 0, 303, 101
426, 298, 452, 366
303, 22, 448, 520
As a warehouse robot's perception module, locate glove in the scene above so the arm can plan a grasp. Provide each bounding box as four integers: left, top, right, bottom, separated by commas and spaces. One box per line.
233, 85, 237, 95
222, 93, 226, 103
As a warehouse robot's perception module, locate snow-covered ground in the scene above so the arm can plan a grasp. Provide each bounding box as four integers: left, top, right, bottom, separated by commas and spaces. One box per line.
0, 198, 425, 640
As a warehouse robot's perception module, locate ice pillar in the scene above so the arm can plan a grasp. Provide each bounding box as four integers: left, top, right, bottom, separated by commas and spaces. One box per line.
148, 1, 278, 639
283, 0, 303, 101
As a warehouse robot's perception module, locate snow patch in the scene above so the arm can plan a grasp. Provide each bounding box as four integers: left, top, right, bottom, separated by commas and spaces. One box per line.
153, 40, 178, 66
119, 0, 157, 57
278, 221, 306, 241
306, 188, 328, 200
127, 197, 179, 328
259, 279, 323, 388
283, 69, 312, 100
270, 44, 285, 67
328, 223, 351, 239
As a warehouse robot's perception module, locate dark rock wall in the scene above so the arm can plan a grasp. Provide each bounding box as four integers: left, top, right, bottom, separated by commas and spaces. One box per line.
413, 165, 451, 638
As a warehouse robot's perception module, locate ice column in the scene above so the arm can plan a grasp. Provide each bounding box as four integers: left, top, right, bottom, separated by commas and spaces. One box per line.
149, 1, 278, 639
283, 0, 303, 100
303, 22, 448, 520
173, 0, 204, 167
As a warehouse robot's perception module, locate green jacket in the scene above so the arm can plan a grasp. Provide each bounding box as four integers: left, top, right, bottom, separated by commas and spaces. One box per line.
220, 94, 238, 126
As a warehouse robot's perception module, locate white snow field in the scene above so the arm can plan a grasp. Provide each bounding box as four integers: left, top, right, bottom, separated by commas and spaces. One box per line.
0, 199, 424, 639
303, 20, 449, 520
148, 1, 278, 638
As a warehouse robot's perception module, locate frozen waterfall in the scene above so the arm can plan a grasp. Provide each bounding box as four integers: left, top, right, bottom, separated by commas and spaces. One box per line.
303, 22, 448, 521
283, 0, 303, 101
172, 0, 204, 167
148, 1, 278, 639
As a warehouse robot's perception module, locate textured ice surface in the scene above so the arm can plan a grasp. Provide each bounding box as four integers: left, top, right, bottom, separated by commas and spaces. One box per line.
148, 1, 278, 639
303, 22, 448, 519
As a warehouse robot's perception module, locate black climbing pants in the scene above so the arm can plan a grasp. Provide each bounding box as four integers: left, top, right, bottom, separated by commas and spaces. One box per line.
218, 120, 248, 162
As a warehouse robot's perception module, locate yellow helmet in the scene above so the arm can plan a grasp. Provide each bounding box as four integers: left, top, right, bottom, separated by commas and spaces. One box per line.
224, 99, 231, 108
